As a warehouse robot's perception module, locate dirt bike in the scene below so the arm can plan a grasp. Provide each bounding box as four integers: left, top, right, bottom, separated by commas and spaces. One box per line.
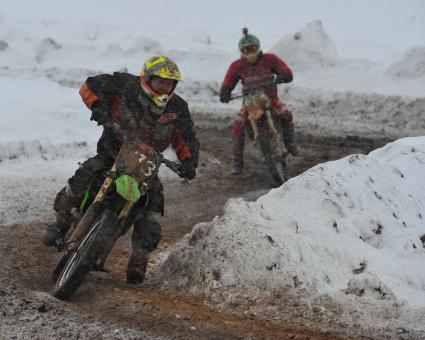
51, 139, 185, 300
232, 90, 288, 185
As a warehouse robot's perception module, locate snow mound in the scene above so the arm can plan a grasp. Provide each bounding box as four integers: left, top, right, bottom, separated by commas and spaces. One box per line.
270, 20, 339, 70
388, 47, 425, 79
154, 137, 425, 309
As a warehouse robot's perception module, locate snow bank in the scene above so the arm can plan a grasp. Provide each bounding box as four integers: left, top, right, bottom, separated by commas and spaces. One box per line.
388, 47, 425, 79
154, 137, 425, 310
270, 20, 339, 71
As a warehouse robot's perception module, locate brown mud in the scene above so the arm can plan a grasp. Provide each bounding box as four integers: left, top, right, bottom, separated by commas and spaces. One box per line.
0, 127, 391, 339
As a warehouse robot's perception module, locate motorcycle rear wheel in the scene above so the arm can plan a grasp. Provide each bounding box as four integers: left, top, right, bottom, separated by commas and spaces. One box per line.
52, 209, 118, 300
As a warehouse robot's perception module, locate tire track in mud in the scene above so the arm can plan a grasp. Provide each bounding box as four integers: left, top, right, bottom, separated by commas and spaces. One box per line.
0, 127, 391, 339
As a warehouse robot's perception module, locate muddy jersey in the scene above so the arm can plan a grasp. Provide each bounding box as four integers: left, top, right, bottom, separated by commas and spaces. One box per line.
79, 72, 200, 165
221, 52, 293, 100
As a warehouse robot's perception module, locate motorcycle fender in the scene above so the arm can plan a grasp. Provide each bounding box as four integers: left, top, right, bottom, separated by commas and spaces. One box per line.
115, 175, 141, 203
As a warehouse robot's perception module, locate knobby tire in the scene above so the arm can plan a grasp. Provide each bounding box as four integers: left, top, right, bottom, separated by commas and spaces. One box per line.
52, 209, 118, 300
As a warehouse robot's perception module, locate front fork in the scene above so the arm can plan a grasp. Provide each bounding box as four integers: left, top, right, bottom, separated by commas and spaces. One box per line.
66, 166, 120, 252
249, 110, 288, 159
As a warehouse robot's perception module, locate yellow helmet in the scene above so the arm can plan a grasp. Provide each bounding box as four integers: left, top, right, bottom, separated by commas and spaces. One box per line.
140, 56, 182, 108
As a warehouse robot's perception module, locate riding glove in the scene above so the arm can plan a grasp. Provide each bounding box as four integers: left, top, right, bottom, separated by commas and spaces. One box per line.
219, 88, 231, 103
179, 158, 196, 180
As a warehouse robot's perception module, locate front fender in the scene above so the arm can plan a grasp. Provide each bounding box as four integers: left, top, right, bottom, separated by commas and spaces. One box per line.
115, 175, 141, 203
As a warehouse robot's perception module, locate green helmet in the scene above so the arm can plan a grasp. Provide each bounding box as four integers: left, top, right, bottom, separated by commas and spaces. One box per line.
238, 28, 261, 63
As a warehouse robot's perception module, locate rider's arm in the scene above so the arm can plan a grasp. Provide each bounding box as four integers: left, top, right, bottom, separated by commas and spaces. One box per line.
80, 74, 117, 109
79, 73, 133, 125
270, 54, 293, 83
171, 127, 193, 163
220, 60, 241, 102
79, 74, 117, 125
170, 95, 200, 167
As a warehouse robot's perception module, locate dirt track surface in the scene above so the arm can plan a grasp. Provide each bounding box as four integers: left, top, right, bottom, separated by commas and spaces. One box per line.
0, 127, 394, 339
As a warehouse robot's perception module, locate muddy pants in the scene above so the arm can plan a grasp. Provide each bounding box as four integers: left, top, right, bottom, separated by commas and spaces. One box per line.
52, 152, 164, 253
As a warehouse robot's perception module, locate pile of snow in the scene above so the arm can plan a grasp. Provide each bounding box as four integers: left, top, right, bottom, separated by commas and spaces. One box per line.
154, 137, 425, 310
270, 20, 339, 71
388, 47, 425, 79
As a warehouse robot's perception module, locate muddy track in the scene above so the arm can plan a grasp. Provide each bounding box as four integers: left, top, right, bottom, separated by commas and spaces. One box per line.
0, 127, 391, 339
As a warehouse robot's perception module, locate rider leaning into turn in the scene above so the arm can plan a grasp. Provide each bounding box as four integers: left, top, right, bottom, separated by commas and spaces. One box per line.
219, 28, 296, 175
41, 56, 200, 284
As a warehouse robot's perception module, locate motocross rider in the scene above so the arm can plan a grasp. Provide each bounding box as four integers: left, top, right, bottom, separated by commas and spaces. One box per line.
219, 28, 296, 175
41, 56, 200, 284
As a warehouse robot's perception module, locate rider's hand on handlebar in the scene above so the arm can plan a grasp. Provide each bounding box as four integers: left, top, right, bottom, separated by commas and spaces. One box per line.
273, 73, 293, 84
178, 157, 196, 180
219, 88, 231, 103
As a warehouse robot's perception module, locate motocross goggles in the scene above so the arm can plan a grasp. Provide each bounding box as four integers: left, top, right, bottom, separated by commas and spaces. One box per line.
241, 45, 258, 55
241, 45, 260, 63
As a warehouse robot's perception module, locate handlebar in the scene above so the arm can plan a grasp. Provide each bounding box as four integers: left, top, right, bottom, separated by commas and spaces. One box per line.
106, 121, 190, 183
157, 153, 190, 183
230, 92, 244, 100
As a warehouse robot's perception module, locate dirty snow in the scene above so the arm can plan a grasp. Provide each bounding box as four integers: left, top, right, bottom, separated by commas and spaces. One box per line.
154, 137, 425, 331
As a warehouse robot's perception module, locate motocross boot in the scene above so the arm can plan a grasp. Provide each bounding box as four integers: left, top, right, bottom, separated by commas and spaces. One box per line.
41, 212, 72, 247
282, 122, 298, 156
127, 248, 149, 284
231, 137, 244, 175
41, 184, 77, 247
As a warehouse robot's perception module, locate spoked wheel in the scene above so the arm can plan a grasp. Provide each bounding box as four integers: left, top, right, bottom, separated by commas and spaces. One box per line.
52, 251, 71, 284
52, 209, 118, 300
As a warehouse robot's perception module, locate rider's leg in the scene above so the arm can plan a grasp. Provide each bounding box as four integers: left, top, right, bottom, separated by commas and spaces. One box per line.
127, 179, 163, 284
127, 210, 162, 284
41, 185, 78, 246
232, 135, 245, 175
231, 109, 247, 175
41, 154, 111, 246
271, 99, 298, 156
282, 120, 298, 156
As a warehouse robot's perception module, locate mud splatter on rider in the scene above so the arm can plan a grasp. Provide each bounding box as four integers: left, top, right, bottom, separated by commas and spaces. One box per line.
41, 56, 200, 284
219, 28, 296, 175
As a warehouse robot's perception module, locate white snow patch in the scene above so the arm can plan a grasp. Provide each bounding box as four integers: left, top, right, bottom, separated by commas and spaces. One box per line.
154, 137, 425, 326
388, 47, 425, 79
270, 20, 339, 71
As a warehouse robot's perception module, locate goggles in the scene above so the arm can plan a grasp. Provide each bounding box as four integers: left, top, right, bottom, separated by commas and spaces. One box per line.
242, 45, 258, 55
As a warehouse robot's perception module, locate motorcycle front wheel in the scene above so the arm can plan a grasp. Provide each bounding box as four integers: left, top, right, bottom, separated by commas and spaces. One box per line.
257, 132, 287, 186
52, 209, 118, 300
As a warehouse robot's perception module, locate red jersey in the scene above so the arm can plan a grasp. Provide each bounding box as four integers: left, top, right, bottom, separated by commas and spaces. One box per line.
221, 52, 293, 100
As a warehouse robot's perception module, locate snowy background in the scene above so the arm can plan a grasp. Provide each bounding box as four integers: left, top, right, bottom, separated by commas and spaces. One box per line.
1, 0, 425, 334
